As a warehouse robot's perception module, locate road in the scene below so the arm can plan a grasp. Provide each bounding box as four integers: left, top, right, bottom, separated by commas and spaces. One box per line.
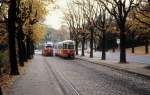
9, 55, 150, 95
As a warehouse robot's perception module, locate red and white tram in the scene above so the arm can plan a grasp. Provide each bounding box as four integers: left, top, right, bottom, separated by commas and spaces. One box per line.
42, 42, 54, 56
55, 40, 75, 58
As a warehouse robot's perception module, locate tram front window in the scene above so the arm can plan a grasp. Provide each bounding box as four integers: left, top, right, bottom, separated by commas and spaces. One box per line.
68, 44, 74, 49
46, 45, 53, 48
63, 44, 67, 49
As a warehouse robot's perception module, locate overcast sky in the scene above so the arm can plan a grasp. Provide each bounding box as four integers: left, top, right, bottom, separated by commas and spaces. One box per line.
44, 0, 69, 29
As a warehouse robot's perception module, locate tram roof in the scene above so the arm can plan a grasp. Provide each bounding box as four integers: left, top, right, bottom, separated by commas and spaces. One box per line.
62, 40, 74, 43
47, 42, 53, 45
44, 42, 53, 46
57, 40, 75, 44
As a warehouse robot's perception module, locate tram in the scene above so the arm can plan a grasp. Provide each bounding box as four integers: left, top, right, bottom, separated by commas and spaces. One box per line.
55, 40, 75, 58
42, 42, 54, 56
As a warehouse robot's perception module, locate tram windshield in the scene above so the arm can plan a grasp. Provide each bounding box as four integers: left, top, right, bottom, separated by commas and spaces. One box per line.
68, 44, 74, 49
63, 43, 74, 49
46, 45, 53, 48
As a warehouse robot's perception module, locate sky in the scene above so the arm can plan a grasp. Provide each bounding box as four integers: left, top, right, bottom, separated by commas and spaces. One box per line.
44, 0, 68, 29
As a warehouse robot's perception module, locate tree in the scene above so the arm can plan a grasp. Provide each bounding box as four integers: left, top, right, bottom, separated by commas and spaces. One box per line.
125, 12, 136, 53
81, 28, 89, 56
135, 0, 150, 27
0, 0, 20, 75
0, 0, 8, 49
94, 3, 112, 60
128, 9, 150, 54
8, 0, 19, 75
16, 0, 31, 65
27, 0, 48, 59
0, 0, 52, 76
96, 0, 141, 63
32, 24, 47, 44
134, 0, 150, 54
73, 0, 89, 56
74, 0, 98, 58
83, 0, 97, 58
16, 0, 49, 60
0, 0, 8, 24
0, 87, 3, 95
64, 1, 82, 55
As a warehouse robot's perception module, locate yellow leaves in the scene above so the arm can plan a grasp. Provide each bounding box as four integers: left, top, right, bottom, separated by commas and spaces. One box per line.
0, 2, 8, 22
136, 12, 150, 26
111, 26, 118, 33
0, 34, 8, 44
127, 10, 150, 33
32, 24, 47, 43
19, 0, 50, 42
28, 0, 51, 43
15, 0, 55, 44
19, 0, 49, 26
30, 0, 48, 21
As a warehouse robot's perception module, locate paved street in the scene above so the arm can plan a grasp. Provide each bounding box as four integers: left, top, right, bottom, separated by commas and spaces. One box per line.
8, 55, 150, 95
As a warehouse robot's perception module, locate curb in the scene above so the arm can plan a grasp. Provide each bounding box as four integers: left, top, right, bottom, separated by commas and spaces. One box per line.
76, 57, 150, 79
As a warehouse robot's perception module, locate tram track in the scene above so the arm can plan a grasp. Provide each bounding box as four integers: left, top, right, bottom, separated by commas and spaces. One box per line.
43, 56, 150, 95
44, 57, 81, 95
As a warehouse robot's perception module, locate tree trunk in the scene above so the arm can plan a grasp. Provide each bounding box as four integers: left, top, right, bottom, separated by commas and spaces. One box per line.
131, 46, 135, 53
112, 48, 115, 52
119, 25, 127, 63
112, 34, 116, 52
8, 0, 19, 75
17, 38, 24, 66
94, 39, 97, 51
97, 36, 101, 51
85, 40, 88, 50
70, 30, 73, 40
0, 87, 3, 95
101, 31, 106, 60
81, 36, 85, 56
75, 40, 79, 55
26, 34, 35, 59
131, 32, 135, 53
26, 35, 31, 59
30, 40, 34, 59
145, 38, 149, 54
90, 28, 94, 58
17, 31, 25, 66
22, 40, 27, 62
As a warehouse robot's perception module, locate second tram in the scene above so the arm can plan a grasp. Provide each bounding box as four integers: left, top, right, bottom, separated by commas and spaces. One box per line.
42, 42, 54, 56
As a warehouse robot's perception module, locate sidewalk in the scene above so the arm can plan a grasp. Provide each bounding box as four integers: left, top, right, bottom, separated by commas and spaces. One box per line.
6, 55, 64, 95
80, 50, 150, 64
76, 55, 150, 78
